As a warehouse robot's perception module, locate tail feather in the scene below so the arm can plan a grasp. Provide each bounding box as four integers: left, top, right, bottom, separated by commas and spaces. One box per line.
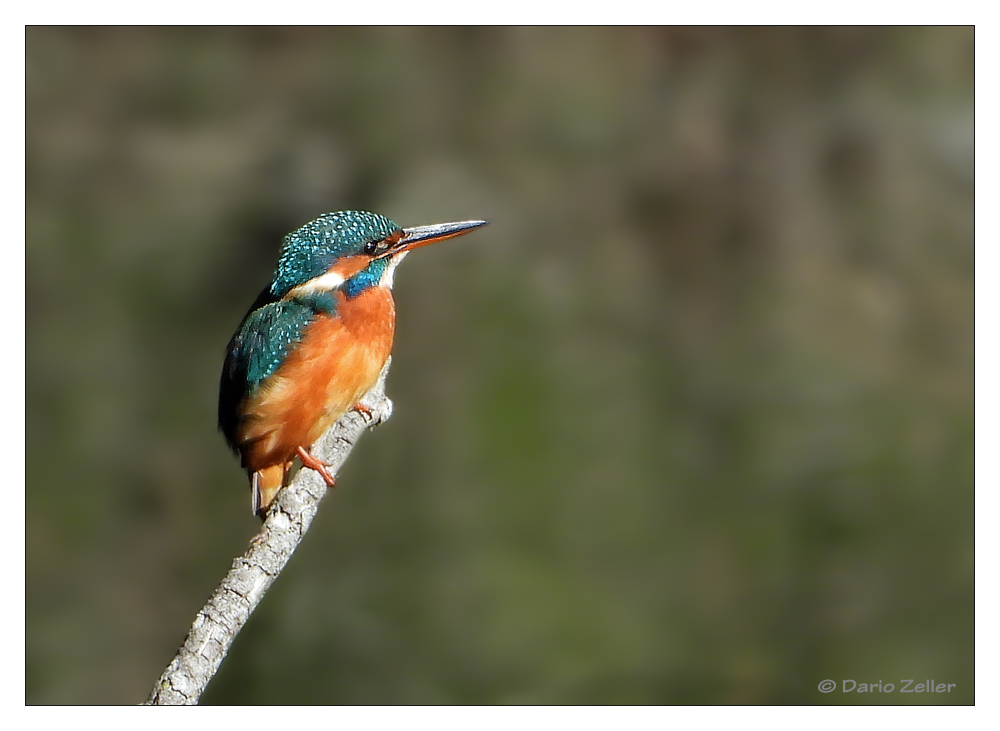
251, 463, 291, 518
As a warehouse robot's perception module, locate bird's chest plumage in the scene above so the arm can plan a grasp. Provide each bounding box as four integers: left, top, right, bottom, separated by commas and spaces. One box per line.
238, 286, 395, 469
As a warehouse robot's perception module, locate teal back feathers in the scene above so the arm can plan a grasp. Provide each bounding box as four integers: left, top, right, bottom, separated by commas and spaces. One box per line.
219, 294, 314, 450
227, 300, 314, 390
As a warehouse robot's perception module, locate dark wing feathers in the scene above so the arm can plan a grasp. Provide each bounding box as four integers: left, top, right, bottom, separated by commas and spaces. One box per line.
218, 293, 317, 452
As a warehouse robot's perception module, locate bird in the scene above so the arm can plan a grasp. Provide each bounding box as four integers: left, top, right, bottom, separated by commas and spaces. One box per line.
219, 210, 488, 517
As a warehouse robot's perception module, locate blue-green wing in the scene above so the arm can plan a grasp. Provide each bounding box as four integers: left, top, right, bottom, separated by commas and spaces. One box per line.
218, 297, 316, 451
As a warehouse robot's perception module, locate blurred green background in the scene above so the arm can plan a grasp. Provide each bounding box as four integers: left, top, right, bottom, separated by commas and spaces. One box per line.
26, 27, 973, 705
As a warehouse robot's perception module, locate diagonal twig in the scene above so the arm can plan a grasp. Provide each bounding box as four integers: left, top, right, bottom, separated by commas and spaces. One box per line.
144, 359, 394, 705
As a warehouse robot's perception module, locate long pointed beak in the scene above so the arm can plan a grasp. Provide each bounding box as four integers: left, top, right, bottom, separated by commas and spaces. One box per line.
384, 219, 488, 256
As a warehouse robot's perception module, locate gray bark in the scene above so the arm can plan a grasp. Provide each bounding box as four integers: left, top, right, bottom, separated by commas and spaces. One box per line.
144, 360, 394, 705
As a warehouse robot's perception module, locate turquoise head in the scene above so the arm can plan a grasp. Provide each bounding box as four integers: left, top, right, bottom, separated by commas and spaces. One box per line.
270, 211, 401, 299
268, 210, 488, 302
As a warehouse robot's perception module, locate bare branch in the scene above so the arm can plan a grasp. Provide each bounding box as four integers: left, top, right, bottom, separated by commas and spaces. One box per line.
144, 359, 394, 705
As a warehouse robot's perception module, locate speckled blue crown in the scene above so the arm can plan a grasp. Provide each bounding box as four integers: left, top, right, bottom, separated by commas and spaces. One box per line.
270, 211, 401, 297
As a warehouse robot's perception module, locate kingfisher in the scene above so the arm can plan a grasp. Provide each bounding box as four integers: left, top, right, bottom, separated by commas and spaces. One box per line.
218, 210, 487, 517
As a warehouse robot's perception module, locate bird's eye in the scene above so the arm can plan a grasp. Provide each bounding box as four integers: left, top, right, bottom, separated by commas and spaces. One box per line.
364, 240, 378, 256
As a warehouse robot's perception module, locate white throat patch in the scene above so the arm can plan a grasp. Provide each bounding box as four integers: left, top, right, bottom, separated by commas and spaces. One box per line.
379, 251, 408, 289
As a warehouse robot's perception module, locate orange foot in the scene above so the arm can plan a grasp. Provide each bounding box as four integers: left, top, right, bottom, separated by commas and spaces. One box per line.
353, 403, 374, 420
296, 446, 337, 488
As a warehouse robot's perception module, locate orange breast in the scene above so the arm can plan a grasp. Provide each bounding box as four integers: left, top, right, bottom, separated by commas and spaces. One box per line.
237, 286, 396, 472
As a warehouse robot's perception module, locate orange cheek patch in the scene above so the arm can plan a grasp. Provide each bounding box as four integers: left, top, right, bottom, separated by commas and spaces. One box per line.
331, 255, 372, 280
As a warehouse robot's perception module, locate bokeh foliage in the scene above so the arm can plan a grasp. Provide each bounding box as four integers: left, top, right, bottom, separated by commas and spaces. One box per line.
26, 27, 973, 704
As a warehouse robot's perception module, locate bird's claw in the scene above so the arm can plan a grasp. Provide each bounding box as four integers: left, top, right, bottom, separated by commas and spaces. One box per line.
352, 403, 374, 421
296, 446, 337, 488
353, 400, 390, 427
